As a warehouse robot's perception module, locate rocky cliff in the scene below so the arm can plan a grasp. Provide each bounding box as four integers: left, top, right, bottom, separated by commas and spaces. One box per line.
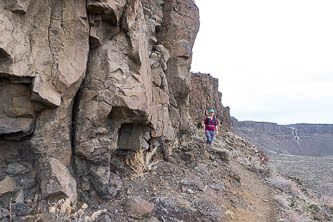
0, 0, 240, 218
233, 120, 333, 157
3, 1, 327, 222
189, 73, 231, 131
0, 0, 204, 212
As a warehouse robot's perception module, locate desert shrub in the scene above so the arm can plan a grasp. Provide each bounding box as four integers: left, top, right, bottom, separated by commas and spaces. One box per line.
48, 198, 74, 221
48, 199, 109, 222
283, 210, 307, 222
274, 194, 290, 209
320, 195, 333, 209
269, 176, 302, 197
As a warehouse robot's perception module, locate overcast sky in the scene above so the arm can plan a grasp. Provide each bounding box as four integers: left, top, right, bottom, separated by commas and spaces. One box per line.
191, 0, 333, 124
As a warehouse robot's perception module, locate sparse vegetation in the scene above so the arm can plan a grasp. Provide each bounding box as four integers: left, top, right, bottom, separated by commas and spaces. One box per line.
283, 211, 307, 222
320, 195, 333, 210
126, 147, 159, 179
269, 153, 333, 197
269, 175, 302, 197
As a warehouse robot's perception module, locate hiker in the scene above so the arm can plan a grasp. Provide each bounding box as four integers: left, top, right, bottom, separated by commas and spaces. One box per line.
204, 109, 219, 145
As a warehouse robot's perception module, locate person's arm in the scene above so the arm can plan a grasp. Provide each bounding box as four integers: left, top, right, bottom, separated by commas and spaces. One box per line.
215, 120, 219, 135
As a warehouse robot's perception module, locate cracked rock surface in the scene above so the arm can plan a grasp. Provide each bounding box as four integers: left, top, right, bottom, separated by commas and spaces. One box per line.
0, 1, 238, 221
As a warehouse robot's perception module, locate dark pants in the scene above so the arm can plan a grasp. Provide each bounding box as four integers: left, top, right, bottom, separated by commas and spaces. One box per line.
205, 130, 215, 144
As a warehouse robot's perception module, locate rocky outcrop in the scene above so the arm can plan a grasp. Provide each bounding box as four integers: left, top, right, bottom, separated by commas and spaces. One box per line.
0, 0, 89, 166
189, 73, 231, 130
0, 0, 202, 213
233, 120, 333, 156
73, 0, 199, 198
156, 0, 200, 131
39, 158, 77, 204
0, 1, 257, 221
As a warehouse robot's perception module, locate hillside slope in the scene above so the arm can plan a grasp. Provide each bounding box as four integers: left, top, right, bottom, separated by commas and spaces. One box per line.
9, 130, 332, 221
9, 130, 277, 221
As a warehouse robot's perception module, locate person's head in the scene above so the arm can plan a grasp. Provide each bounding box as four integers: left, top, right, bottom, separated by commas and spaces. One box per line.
209, 109, 214, 116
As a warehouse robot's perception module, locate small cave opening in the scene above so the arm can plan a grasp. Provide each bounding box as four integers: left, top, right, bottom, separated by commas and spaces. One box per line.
117, 123, 151, 151
0, 77, 35, 140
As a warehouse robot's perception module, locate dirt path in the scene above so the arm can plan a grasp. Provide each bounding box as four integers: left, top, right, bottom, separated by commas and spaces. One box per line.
227, 161, 279, 222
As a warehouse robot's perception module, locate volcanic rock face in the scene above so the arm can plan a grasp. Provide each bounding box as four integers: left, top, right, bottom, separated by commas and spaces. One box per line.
74, 0, 199, 197
0, 0, 90, 166
189, 73, 231, 130
157, 0, 200, 131
0, 0, 204, 208
233, 120, 333, 156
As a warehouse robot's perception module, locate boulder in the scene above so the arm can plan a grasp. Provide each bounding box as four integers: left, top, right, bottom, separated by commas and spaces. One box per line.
0, 176, 16, 196
40, 158, 77, 204
90, 165, 123, 198
124, 196, 155, 219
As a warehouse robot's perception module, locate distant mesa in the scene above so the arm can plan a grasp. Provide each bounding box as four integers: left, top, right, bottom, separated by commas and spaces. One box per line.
232, 119, 333, 157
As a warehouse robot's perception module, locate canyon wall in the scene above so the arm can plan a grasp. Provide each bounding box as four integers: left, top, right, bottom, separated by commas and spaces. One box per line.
189, 73, 230, 130
0, 0, 231, 210
233, 120, 333, 156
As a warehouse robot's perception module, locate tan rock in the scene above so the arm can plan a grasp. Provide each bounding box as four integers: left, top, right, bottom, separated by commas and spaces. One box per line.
152, 87, 169, 105
40, 158, 77, 204
31, 74, 61, 108
5, 0, 31, 14
0, 117, 34, 136
0, 176, 16, 196
124, 196, 155, 219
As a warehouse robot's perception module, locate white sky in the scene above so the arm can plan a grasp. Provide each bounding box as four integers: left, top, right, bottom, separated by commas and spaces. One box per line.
191, 0, 333, 124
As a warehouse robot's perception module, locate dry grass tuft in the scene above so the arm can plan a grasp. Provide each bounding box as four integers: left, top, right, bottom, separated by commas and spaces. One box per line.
9, 197, 12, 222
274, 195, 290, 209
48, 200, 108, 222
48, 198, 73, 221
84, 209, 107, 222
126, 147, 159, 179
168, 139, 179, 154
